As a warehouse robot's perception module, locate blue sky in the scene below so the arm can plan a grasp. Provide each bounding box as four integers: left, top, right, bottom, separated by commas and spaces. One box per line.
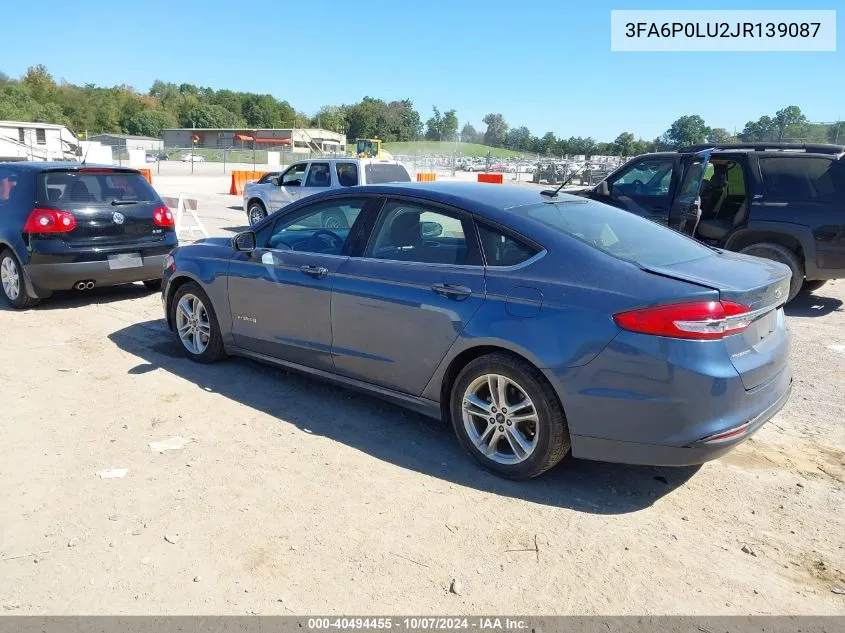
1, 0, 842, 140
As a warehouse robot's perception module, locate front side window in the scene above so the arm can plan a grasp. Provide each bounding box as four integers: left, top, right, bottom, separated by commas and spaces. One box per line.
760, 157, 844, 202
367, 201, 474, 266
281, 163, 307, 186
477, 224, 539, 266
609, 158, 674, 198
305, 162, 331, 187
266, 198, 366, 255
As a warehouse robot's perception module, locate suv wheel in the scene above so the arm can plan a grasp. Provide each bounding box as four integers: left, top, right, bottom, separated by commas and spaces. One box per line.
0, 249, 38, 309
450, 353, 571, 479
739, 242, 803, 302
248, 201, 267, 226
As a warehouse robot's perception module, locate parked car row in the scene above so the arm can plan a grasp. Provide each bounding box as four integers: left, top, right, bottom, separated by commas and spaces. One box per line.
6, 142, 842, 478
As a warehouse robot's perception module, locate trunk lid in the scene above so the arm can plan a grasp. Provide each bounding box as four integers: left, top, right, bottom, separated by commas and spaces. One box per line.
36, 169, 169, 247
643, 249, 792, 390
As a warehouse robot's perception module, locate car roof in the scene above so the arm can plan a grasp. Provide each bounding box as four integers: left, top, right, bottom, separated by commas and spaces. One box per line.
0, 161, 140, 173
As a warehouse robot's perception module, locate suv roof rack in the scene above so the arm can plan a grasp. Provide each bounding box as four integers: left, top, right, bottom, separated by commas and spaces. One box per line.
677, 142, 845, 155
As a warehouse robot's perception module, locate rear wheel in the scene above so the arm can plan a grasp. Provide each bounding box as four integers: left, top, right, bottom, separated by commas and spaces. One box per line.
0, 249, 38, 309
450, 353, 570, 479
739, 242, 803, 302
802, 280, 827, 293
170, 282, 227, 363
143, 279, 162, 291
247, 200, 267, 226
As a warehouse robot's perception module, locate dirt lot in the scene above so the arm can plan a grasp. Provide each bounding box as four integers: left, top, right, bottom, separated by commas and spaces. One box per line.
1, 162, 843, 615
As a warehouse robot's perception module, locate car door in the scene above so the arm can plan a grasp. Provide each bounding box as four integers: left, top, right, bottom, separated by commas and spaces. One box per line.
330, 198, 486, 395
270, 162, 307, 208
596, 155, 679, 224
668, 150, 712, 236
297, 161, 333, 203
227, 196, 370, 372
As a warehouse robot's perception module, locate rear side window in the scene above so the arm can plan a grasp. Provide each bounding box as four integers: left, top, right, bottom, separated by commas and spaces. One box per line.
305, 162, 331, 187
524, 199, 714, 267
477, 224, 539, 266
37, 171, 158, 205
760, 157, 844, 202
0, 168, 19, 203
364, 163, 411, 184
336, 162, 359, 187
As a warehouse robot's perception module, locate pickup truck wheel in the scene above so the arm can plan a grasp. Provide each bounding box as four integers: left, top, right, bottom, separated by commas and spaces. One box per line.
321, 210, 348, 229
248, 201, 267, 226
1, 249, 39, 309
739, 242, 803, 302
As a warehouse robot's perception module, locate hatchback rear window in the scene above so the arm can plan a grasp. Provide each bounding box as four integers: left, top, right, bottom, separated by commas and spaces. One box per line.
37, 170, 158, 206
364, 163, 411, 184
523, 198, 714, 267
759, 157, 845, 202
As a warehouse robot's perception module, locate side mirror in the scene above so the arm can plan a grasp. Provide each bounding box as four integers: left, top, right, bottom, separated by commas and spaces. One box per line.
233, 231, 257, 252
421, 221, 443, 238
596, 180, 611, 197
269, 176, 280, 186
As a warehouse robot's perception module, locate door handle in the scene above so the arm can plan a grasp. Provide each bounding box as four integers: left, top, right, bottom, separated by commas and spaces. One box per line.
431, 283, 472, 299
300, 265, 329, 279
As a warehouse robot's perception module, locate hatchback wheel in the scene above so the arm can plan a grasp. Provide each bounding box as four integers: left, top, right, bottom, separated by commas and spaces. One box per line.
171, 282, 226, 363
0, 249, 38, 309
248, 202, 267, 226
450, 353, 570, 479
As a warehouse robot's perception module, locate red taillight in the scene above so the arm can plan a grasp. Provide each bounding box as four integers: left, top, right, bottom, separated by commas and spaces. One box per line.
153, 205, 174, 227
23, 207, 77, 234
613, 300, 753, 340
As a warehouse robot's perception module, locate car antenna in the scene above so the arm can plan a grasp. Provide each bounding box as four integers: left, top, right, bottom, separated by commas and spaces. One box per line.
540, 162, 587, 198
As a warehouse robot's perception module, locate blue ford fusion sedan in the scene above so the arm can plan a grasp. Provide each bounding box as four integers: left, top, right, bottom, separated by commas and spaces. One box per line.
161, 182, 792, 479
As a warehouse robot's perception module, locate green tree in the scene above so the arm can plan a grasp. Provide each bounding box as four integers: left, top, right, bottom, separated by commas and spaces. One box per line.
707, 127, 736, 144
460, 123, 479, 144
740, 115, 775, 142
613, 132, 636, 156
126, 110, 177, 137
184, 104, 243, 128
663, 115, 711, 148
312, 105, 346, 133
441, 109, 458, 141
425, 106, 443, 140
538, 132, 557, 155
506, 126, 532, 151
482, 113, 508, 147
773, 105, 808, 141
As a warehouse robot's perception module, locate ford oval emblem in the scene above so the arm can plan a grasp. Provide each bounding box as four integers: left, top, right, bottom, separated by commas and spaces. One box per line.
775, 287, 783, 299
112, 212, 125, 225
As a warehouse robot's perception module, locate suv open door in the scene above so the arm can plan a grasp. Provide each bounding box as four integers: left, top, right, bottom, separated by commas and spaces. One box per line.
669, 149, 711, 236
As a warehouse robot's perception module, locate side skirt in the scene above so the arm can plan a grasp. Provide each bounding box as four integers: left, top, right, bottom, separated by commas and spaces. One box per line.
227, 345, 443, 420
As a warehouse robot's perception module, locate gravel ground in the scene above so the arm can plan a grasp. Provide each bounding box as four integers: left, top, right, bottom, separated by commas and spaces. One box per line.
0, 163, 843, 615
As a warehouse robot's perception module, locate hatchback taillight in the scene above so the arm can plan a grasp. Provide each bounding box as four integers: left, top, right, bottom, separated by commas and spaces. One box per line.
613, 301, 754, 340
153, 205, 174, 227
23, 207, 77, 234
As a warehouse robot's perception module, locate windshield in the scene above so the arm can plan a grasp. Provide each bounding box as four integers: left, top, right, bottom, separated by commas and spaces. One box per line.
525, 198, 714, 267
357, 140, 378, 157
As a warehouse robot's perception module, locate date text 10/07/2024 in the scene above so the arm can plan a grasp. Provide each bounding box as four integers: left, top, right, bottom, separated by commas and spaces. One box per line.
307, 618, 529, 631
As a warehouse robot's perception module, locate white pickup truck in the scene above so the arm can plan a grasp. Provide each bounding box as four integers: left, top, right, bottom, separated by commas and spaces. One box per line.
243, 158, 412, 226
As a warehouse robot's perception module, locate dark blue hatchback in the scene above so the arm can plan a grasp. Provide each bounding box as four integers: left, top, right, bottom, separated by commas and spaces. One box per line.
161, 182, 793, 479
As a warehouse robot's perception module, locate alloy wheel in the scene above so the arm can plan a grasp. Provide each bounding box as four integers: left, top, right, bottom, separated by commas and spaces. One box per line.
249, 205, 265, 225
461, 374, 539, 465
1, 256, 20, 301
175, 293, 211, 354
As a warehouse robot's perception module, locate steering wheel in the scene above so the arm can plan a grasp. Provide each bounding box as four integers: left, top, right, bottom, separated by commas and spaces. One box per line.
631, 179, 644, 194
308, 229, 343, 253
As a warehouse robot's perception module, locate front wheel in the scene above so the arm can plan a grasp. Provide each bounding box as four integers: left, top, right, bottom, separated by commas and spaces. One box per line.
248, 201, 267, 226
450, 353, 571, 479
1, 249, 38, 309
170, 282, 227, 363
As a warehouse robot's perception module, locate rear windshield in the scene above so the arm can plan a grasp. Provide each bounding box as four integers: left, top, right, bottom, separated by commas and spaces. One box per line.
364, 163, 411, 184
37, 170, 159, 206
524, 198, 714, 267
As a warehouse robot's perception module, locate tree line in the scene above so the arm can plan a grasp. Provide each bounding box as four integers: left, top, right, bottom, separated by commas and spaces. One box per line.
0, 66, 841, 156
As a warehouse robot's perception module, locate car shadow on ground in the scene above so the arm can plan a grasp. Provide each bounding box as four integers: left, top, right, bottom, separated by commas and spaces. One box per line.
227, 205, 243, 211
220, 226, 250, 234
108, 319, 700, 514
785, 291, 843, 318
0, 283, 156, 312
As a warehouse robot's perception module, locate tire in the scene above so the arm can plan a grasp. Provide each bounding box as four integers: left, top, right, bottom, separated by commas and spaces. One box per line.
143, 279, 162, 291
739, 242, 803, 302
247, 200, 267, 226
802, 280, 827, 293
0, 249, 39, 309
321, 210, 348, 229
170, 282, 227, 364
450, 352, 571, 479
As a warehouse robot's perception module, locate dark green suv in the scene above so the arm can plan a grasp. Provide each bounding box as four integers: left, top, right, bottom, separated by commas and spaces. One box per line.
576, 143, 845, 301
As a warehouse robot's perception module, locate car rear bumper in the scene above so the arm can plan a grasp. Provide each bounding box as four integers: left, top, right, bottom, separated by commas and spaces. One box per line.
569, 375, 792, 466
24, 252, 167, 295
